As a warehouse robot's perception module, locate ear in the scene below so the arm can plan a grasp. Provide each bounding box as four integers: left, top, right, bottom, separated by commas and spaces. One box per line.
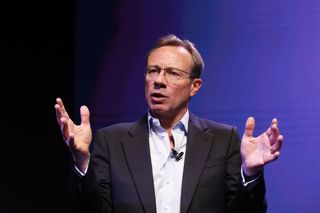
190, 78, 202, 97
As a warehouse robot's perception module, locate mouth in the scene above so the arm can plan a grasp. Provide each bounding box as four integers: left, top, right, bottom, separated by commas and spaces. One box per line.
151, 92, 167, 97
150, 92, 167, 103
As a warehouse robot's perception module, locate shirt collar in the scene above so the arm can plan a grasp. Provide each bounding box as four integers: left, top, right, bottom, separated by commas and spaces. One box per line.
147, 110, 189, 134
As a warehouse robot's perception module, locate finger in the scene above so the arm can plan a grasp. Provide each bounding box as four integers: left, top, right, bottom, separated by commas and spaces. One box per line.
244, 117, 255, 137
55, 98, 65, 114
60, 117, 70, 141
272, 151, 280, 160
55, 104, 62, 123
267, 151, 280, 163
56, 97, 63, 105
80, 105, 90, 126
266, 118, 278, 137
55, 104, 67, 125
56, 97, 70, 120
271, 135, 284, 153
272, 118, 278, 126
269, 122, 280, 145
266, 127, 272, 137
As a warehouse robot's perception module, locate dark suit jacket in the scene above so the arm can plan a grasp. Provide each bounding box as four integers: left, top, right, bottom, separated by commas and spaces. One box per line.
73, 114, 267, 213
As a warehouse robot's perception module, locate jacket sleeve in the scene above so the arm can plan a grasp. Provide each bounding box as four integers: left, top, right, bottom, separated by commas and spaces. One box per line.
70, 129, 112, 213
225, 127, 267, 213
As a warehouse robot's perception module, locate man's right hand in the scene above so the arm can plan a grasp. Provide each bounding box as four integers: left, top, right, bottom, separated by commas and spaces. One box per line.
55, 98, 92, 173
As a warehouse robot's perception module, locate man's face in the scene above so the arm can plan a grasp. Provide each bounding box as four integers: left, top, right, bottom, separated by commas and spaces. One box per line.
145, 46, 202, 120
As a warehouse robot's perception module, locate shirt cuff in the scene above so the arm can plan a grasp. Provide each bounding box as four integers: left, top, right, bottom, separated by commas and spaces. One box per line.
74, 157, 90, 176
241, 166, 261, 187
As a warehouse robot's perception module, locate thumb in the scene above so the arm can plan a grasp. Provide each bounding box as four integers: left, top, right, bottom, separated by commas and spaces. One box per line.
244, 117, 255, 137
80, 105, 90, 125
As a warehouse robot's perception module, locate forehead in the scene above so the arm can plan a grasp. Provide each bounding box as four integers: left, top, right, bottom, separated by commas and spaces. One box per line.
147, 46, 193, 70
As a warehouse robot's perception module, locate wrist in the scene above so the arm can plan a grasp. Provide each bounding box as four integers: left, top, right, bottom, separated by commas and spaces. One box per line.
242, 163, 262, 177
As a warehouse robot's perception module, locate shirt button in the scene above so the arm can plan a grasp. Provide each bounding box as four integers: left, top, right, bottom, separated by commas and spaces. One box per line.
166, 181, 170, 185
164, 205, 169, 210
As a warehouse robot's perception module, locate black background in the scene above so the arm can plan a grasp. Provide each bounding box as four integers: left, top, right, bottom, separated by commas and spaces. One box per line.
2, 1, 74, 212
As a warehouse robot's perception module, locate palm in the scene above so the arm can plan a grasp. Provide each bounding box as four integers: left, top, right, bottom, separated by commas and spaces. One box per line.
242, 132, 274, 168
66, 116, 92, 156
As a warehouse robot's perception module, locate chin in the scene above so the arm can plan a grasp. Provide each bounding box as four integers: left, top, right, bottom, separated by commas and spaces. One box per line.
150, 107, 166, 113
149, 106, 168, 117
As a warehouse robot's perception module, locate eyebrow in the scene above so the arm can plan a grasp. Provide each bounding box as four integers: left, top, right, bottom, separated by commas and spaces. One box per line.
147, 65, 188, 73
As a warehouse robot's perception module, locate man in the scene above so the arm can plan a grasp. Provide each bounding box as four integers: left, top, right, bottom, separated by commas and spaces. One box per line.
55, 34, 283, 213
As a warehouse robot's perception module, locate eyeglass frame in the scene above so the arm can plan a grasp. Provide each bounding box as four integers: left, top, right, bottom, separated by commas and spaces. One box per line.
145, 66, 197, 84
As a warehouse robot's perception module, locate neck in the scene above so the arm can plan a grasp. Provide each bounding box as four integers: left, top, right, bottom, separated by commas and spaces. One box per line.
151, 108, 188, 130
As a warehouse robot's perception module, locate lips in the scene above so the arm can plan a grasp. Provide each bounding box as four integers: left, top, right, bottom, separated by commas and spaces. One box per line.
150, 92, 167, 103
151, 92, 166, 97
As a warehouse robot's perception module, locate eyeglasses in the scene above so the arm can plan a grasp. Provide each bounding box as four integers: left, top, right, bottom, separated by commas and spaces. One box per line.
145, 66, 195, 84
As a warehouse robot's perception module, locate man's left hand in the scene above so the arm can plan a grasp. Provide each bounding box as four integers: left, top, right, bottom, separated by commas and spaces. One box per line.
241, 117, 284, 176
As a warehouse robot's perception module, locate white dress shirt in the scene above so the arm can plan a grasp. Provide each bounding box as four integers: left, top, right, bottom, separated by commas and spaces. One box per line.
148, 110, 189, 213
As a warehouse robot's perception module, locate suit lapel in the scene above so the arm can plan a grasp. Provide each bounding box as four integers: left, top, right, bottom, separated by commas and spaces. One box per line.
180, 114, 215, 213
120, 117, 157, 213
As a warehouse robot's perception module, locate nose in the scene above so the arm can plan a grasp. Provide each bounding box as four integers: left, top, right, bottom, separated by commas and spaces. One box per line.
154, 69, 167, 87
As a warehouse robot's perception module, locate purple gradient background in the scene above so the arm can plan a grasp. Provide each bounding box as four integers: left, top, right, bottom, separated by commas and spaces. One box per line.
75, 1, 320, 212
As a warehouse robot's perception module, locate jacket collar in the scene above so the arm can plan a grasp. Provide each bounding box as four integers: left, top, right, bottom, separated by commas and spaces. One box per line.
121, 113, 215, 213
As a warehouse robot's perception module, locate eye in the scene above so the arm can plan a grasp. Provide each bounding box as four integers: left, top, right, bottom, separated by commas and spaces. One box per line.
147, 67, 160, 74
166, 69, 181, 77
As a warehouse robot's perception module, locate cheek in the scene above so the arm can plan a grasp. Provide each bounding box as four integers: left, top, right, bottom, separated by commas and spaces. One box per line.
145, 81, 152, 93
172, 85, 191, 100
